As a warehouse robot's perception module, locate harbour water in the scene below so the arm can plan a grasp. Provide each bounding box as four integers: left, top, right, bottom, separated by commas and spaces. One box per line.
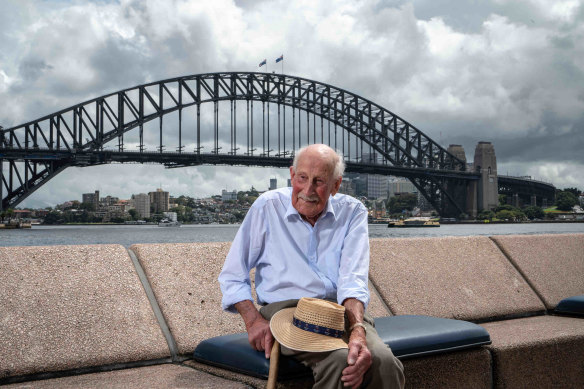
1, 222, 583, 247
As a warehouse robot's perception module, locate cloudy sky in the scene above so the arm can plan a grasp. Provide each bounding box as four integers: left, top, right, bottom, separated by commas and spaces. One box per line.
1, 0, 583, 208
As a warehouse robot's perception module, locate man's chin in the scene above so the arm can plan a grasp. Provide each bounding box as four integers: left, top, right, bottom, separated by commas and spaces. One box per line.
298, 206, 322, 218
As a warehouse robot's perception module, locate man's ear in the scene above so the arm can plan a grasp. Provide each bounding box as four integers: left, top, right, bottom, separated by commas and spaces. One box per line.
331, 177, 342, 196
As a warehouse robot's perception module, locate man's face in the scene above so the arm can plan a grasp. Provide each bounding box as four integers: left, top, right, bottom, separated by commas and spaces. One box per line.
290, 149, 342, 225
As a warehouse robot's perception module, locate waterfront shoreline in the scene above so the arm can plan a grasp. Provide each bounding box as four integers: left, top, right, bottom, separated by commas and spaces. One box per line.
16, 219, 584, 227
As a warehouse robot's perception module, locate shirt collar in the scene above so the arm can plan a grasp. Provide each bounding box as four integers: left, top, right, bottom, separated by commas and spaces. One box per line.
285, 194, 337, 222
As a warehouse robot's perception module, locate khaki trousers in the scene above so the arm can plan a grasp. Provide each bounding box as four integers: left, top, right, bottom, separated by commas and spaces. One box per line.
260, 300, 405, 389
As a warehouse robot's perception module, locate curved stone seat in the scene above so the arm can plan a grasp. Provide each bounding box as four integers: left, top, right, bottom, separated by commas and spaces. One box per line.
2, 233, 583, 388
491, 234, 584, 310
0, 245, 169, 382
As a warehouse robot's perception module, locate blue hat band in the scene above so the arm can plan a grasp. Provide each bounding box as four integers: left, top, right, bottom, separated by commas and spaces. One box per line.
292, 316, 345, 339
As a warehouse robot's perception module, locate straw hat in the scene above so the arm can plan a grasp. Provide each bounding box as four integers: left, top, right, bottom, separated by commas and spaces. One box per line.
269, 297, 349, 352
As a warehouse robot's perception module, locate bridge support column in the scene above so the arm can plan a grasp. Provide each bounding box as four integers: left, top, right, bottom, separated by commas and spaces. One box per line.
512, 193, 520, 208
0, 159, 3, 213
466, 181, 478, 218
445, 144, 476, 218
474, 142, 498, 212
531, 195, 537, 207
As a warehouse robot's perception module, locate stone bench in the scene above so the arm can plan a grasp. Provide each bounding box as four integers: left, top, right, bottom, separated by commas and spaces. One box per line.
369, 235, 584, 388
1, 233, 583, 388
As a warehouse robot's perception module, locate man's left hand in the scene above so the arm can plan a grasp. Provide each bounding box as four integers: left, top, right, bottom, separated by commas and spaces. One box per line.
341, 326, 372, 388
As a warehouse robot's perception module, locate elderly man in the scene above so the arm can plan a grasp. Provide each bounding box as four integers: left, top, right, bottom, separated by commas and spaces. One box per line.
219, 144, 404, 389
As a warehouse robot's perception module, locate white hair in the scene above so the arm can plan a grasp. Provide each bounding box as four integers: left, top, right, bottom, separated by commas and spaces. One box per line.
292, 144, 345, 179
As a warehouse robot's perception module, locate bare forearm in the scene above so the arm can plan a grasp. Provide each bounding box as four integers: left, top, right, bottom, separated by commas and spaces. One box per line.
343, 298, 365, 328
342, 298, 371, 388
234, 299, 263, 329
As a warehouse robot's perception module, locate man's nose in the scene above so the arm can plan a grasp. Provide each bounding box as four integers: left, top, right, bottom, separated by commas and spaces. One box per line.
303, 180, 316, 194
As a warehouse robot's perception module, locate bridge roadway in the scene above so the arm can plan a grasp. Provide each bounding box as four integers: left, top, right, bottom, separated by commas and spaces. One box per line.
0, 148, 479, 179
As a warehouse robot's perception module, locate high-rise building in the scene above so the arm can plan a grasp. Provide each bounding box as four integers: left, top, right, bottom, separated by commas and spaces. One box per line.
82, 190, 100, 210
389, 179, 417, 198
132, 193, 150, 219
367, 175, 389, 199
269, 178, 277, 191
149, 188, 169, 213
343, 173, 367, 197
100, 196, 119, 207
339, 178, 356, 196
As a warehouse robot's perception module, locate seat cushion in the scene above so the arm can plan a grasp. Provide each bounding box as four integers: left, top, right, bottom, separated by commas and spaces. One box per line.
555, 295, 584, 316
376, 315, 491, 359
193, 333, 311, 380
193, 315, 491, 378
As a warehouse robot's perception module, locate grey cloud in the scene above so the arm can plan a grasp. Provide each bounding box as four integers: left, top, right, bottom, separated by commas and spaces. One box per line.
18, 58, 53, 81
4, 0, 584, 207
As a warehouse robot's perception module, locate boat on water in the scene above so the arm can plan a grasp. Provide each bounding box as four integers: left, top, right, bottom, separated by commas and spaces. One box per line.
388, 217, 440, 228
0, 222, 32, 229
158, 218, 181, 227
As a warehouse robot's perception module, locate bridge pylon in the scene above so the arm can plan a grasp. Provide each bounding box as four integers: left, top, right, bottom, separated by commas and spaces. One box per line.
473, 141, 499, 213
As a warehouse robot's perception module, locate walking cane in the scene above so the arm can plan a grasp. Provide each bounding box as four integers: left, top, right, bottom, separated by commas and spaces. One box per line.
266, 340, 280, 389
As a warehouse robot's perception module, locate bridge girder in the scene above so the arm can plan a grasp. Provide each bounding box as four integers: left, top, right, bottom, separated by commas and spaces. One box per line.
1, 72, 552, 216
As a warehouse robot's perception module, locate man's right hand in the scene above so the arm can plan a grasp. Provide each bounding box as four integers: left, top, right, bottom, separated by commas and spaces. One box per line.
246, 314, 274, 358
235, 300, 274, 358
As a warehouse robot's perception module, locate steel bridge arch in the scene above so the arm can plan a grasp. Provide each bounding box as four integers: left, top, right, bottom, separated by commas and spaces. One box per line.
2, 72, 471, 214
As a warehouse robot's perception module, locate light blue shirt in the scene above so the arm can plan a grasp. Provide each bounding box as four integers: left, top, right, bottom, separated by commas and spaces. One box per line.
219, 187, 370, 313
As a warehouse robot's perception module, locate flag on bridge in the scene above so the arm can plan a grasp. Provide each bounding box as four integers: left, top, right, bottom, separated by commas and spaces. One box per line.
259, 59, 267, 67
275, 55, 283, 63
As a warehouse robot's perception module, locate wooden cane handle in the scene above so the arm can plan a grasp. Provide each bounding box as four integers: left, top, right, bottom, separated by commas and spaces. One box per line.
266, 340, 280, 389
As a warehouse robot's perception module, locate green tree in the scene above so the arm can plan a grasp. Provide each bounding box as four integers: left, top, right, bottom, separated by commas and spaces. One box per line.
498, 194, 507, 206
523, 206, 544, 220
43, 211, 62, 224
79, 202, 95, 211
4, 208, 14, 222
111, 216, 126, 224
556, 191, 578, 211
477, 210, 495, 221
388, 193, 417, 214
128, 209, 139, 221
495, 209, 515, 221
563, 187, 581, 197
495, 204, 516, 212
496, 208, 526, 221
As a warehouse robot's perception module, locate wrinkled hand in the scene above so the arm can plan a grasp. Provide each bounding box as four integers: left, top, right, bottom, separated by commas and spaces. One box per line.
341, 327, 372, 388
246, 315, 274, 359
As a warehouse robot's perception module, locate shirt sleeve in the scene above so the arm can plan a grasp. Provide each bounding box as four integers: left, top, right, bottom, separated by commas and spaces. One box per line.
336, 203, 370, 309
218, 201, 266, 313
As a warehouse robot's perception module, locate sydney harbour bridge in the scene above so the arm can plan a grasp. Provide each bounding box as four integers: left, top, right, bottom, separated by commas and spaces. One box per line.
0, 72, 555, 217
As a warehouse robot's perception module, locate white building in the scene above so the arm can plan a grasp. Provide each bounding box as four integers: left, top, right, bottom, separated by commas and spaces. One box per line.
222, 189, 238, 201
163, 212, 178, 222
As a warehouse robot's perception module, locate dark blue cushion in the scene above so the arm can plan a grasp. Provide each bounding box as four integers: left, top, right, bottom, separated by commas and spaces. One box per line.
376, 315, 491, 359
555, 295, 584, 316
193, 315, 491, 378
193, 333, 310, 379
